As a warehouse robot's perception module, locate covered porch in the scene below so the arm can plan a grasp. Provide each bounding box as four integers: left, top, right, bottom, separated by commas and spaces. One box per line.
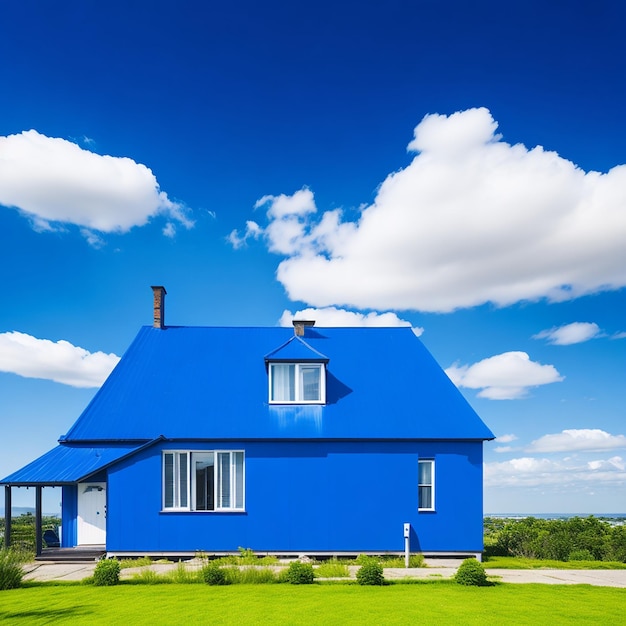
2, 441, 155, 555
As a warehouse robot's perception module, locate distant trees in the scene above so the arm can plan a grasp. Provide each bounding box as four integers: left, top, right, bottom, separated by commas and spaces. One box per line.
484, 516, 626, 562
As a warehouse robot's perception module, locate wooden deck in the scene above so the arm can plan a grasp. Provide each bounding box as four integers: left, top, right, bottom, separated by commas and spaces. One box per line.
35, 546, 106, 562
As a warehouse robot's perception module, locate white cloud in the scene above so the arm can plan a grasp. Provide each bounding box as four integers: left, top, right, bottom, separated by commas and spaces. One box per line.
278, 306, 423, 335
240, 108, 626, 313
527, 429, 626, 453
485, 455, 626, 488
0, 130, 193, 244
228, 220, 262, 249
494, 446, 513, 453
588, 456, 625, 471
612, 331, 626, 340
445, 351, 563, 399
0, 331, 120, 388
254, 188, 317, 218
497, 433, 518, 443
162, 222, 176, 238
533, 322, 602, 345
80, 229, 105, 249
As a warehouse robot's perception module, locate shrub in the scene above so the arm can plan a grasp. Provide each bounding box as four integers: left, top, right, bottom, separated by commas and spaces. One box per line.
0, 549, 25, 590
454, 558, 488, 586
568, 549, 595, 561
356, 561, 384, 586
285, 561, 315, 584
202, 562, 228, 585
93, 558, 121, 586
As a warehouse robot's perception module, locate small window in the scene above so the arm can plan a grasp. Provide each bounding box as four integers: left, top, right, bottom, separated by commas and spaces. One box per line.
163, 450, 245, 512
418, 459, 434, 511
269, 362, 325, 403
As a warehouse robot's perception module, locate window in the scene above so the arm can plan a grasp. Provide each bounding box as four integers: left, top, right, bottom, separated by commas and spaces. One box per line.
418, 459, 434, 511
163, 450, 245, 511
269, 362, 325, 403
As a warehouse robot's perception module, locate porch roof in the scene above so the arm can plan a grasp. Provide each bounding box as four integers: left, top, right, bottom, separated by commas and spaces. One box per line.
0, 440, 156, 486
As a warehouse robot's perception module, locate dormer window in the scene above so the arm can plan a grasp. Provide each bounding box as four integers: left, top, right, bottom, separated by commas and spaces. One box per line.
269, 362, 325, 403
265, 329, 329, 405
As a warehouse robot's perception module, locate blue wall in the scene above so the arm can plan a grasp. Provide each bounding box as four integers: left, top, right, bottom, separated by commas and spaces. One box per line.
61, 485, 77, 548
104, 440, 484, 554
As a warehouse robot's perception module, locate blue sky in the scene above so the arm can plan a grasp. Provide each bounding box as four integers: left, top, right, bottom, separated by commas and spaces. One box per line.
1, 1, 625, 515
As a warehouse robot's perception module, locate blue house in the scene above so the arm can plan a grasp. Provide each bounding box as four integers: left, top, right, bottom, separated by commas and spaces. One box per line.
2, 287, 494, 558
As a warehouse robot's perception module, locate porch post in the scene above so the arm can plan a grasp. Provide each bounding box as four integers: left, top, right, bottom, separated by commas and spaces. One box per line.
35, 485, 43, 556
3, 485, 10, 548
35, 486, 43, 556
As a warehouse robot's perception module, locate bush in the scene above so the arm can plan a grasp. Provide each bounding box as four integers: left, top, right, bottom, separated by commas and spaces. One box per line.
93, 558, 121, 586
454, 558, 488, 586
285, 561, 315, 584
0, 549, 25, 590
202, 562, 228, 585
356, 561, 384, 586
568, 549, 595, 561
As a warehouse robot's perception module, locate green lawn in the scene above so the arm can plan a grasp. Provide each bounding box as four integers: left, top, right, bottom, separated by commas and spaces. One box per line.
1, 582, 623, 625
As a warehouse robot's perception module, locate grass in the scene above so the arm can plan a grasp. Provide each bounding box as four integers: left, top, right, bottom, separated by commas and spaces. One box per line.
1, 582, 623, 625
314, 558, 351, 578
210, 547, 279, 566
483, 556, 626, 570
118, 556, 158, 569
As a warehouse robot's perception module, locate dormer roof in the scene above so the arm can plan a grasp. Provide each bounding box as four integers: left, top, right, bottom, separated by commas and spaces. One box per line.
264, 335, 329, 363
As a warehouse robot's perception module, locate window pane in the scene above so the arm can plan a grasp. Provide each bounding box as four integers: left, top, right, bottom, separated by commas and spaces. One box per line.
193, 452, 214, 511
234, 451, 244, 509
300, 365, 320, 401
271, 364, 295, 401
217, 452, 231, 508
418, 460, 434, 510
179, 453, 188, 508
164, 453, 174, 508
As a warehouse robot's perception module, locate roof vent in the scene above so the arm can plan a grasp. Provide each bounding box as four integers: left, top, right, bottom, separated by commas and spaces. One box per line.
151, 286, 167, 329
293, 319, 315, 337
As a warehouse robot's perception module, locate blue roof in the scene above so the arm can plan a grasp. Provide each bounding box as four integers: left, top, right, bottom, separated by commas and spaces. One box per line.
55, 325, 493, 442
0, 441, 156, 485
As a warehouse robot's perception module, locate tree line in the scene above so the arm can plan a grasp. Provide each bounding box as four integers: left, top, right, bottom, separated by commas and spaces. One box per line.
484, 516, 626, 561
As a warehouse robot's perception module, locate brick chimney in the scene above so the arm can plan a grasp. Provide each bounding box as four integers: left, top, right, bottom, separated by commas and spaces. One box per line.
151, 286, 167, 329
293, 319, 315, 337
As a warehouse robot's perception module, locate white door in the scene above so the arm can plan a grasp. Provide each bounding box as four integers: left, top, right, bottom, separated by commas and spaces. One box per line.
77, 482, 106, 545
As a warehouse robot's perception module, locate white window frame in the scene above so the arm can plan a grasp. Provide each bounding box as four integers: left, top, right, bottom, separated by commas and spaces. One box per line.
418, 459, 435, 511
268, 362, 326, 404
162, 450, 245, 512
163, 451, 189, 510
